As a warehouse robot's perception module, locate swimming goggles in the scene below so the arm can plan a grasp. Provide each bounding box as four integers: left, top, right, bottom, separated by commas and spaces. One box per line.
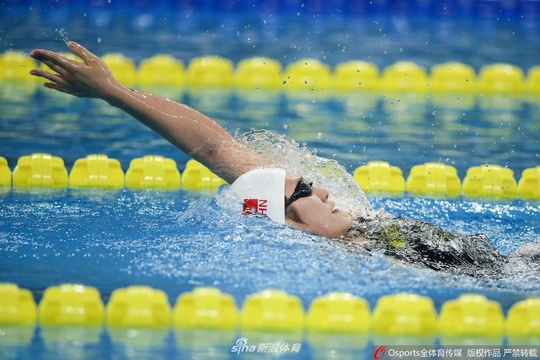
285, 179, 313, 209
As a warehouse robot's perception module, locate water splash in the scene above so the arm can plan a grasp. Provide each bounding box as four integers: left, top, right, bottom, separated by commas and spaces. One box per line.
234, 130, 540, 283
505, 240, 540, 283
56, 28, 70, 44
237, 130, 374, 218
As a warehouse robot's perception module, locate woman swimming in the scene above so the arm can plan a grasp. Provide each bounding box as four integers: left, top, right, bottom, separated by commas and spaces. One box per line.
29, 42, 528, 278
29, 41, 352, 238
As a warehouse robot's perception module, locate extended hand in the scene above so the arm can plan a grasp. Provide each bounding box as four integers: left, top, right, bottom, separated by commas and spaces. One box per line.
29, 41, 116, 99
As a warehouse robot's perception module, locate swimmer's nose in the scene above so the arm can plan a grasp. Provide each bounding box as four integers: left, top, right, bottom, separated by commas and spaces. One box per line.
313, 186, 329, 202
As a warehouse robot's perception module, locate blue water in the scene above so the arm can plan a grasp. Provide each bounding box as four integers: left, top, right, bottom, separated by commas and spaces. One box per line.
1, 1, 540, 359
2, 189, 539, 305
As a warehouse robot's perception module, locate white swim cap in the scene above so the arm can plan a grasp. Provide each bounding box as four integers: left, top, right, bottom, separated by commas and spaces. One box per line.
229, 168, 286, 225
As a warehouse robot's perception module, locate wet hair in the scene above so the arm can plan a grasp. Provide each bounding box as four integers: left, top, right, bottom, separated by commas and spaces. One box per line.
345, 216, 507, 278
285, 203, 304, 224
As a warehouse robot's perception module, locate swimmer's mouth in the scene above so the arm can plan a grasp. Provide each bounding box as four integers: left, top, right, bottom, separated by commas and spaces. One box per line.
332, 208, 340, 214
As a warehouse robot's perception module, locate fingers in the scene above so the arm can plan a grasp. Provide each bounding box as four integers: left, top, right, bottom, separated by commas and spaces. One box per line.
31, 70, 80, 97
29, 69, 68, 87
30, 42, 102, 75
29, 42, 109, 98
42, 60, 71, 79
67, 41, 95, 64
29, 68, 72, 95
29, 49, 68, 67
29, 49, 77, 78
42, 81, 80, 97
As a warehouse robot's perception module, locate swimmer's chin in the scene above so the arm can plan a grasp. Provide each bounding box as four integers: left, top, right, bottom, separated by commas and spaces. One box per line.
340, 209, 353, 220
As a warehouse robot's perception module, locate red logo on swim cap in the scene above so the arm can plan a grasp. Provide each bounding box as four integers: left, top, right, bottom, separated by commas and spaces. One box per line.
243, 199, 268, 216
374, 346, 386, 360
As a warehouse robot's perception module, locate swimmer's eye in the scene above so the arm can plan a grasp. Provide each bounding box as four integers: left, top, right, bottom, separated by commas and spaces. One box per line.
285, 179, 313, 209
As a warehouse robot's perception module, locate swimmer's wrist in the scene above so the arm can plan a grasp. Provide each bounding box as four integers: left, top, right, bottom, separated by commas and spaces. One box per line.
101, 81, 133, 107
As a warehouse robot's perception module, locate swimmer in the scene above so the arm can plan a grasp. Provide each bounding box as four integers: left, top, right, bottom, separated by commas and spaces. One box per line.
29, 42, 536, 278
29, 41, 352, 239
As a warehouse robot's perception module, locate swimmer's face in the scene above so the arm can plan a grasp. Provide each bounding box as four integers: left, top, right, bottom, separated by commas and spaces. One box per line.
284, 176, 352, 238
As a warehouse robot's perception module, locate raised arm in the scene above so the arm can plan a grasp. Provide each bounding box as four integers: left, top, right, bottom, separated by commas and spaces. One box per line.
29, 41, 269, 184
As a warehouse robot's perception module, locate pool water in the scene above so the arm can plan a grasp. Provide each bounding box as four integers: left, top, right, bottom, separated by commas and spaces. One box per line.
1, 1, 540, 359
